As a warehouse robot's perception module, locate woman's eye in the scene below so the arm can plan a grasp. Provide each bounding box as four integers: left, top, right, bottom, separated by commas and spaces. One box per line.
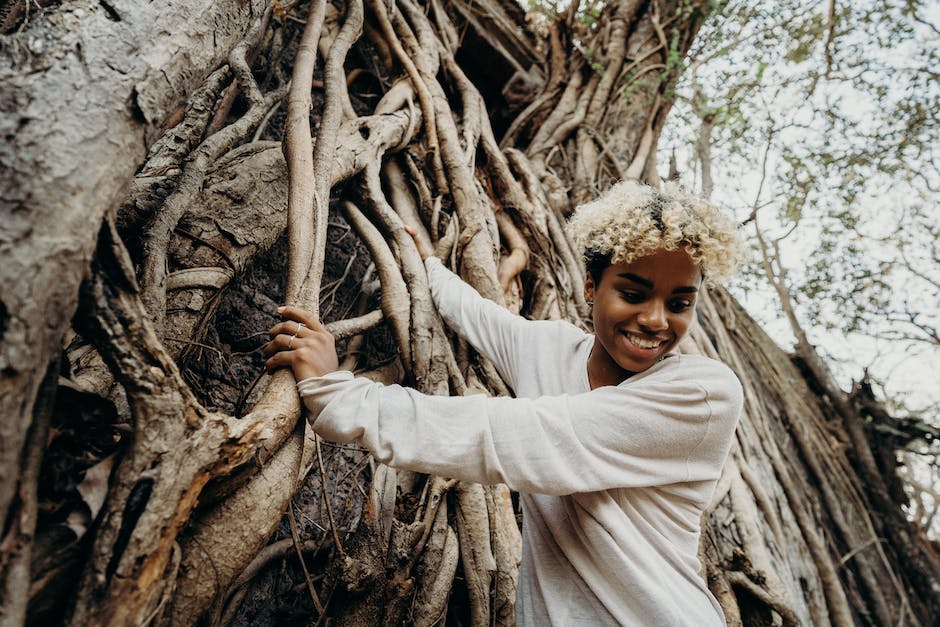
619, 291, 644, 303
668, 299, 692, 313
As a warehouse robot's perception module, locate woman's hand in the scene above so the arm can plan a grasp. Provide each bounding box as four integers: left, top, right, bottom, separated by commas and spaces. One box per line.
403, 225, 432, 261
264, 306, 339, 381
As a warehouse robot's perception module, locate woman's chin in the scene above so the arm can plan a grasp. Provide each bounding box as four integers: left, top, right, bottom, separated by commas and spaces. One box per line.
612, 336, 669, 371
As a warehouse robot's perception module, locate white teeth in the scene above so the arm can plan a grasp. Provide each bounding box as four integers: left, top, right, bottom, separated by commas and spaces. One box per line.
626, 334, 662, 349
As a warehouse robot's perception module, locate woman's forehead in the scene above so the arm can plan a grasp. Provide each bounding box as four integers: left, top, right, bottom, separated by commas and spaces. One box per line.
607, 248, 702, 287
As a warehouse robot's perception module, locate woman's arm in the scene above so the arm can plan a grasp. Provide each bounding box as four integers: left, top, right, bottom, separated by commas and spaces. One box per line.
298, 359, 743, 496
259, 225, 533, 389
423, 257, 532, 389
405, 225, 533, 390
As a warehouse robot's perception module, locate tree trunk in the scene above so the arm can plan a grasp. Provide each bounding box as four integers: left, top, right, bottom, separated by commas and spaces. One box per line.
0, 0, 268, 543
1, 1, 936, 625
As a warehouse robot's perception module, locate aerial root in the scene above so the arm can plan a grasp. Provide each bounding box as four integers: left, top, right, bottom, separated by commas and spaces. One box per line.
726, 570, 801, 627
138, 11, 277, 335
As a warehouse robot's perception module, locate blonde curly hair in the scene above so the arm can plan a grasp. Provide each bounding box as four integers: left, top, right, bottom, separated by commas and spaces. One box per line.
566, 180, 743, 283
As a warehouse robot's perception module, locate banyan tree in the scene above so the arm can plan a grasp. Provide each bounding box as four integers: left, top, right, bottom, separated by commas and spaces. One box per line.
0, 0, 937, 625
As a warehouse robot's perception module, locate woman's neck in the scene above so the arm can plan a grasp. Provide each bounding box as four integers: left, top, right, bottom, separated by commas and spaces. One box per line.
586, 343, 634, 390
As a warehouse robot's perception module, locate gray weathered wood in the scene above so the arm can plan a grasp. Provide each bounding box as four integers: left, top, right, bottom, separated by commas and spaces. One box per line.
0, 0, 266, 534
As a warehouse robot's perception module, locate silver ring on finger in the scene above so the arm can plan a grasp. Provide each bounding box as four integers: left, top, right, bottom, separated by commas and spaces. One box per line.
288, 322, 305, 349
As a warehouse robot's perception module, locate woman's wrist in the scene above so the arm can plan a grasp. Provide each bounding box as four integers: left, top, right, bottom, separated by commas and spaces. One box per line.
296, 370, 354, 390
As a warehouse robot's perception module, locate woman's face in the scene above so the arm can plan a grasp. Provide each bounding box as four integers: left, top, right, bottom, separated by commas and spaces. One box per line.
584, 247, 701, 385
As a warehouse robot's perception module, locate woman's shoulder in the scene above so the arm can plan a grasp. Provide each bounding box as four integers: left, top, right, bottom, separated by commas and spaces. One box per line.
624, 353, 742, 399
528, 316, 589, 335
512, 318, 592, 379
665, 352, 738, 376
521, 317, 591, 351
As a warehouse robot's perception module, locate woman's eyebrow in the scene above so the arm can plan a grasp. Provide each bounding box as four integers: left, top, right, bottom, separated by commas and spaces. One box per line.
618, 272, 699, 294
618, 272, 653, 288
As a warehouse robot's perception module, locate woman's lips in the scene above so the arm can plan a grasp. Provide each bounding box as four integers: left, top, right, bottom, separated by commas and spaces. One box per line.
621, 331, 667, 351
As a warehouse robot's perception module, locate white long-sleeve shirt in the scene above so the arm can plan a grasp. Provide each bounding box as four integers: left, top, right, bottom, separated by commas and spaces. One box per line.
298, 256, 743, 626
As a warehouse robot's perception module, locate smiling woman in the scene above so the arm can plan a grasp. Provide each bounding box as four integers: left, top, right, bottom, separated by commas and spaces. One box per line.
265, 180, 747, 626
569, 180, 742, 387
584, 248, 702, 386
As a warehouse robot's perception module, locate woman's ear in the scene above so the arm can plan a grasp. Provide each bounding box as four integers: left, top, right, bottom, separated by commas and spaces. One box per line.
583, 274, 596, 304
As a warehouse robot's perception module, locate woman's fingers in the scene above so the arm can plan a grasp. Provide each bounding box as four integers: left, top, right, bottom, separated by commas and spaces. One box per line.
263, 305, 339, 380
267, 306, 327, 340
262, 333, 298, 356
264, 349, 289, 371
267, 320, 308, 339
276, 305, 325, 331
265, 326, 335, 353
263, 334, 308, 372
403, 224, 431, 260
264, 331, 339, 380
263, 327, 335, 356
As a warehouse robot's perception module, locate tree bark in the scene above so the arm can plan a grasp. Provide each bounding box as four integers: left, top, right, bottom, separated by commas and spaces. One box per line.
0, 0, 267, 543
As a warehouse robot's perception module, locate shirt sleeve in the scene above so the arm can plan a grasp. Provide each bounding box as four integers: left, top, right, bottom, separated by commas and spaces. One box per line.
424, 257, 528, 390
298, 361, 743, 496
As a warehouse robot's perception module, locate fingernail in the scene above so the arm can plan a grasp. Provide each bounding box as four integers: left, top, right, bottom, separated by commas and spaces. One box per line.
277, 306, 285, 312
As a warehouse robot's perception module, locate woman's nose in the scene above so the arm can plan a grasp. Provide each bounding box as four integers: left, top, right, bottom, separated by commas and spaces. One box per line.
638, 301, 668, 331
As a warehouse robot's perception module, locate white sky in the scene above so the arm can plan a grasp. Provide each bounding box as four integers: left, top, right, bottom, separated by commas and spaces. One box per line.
658, 0, 940, 415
